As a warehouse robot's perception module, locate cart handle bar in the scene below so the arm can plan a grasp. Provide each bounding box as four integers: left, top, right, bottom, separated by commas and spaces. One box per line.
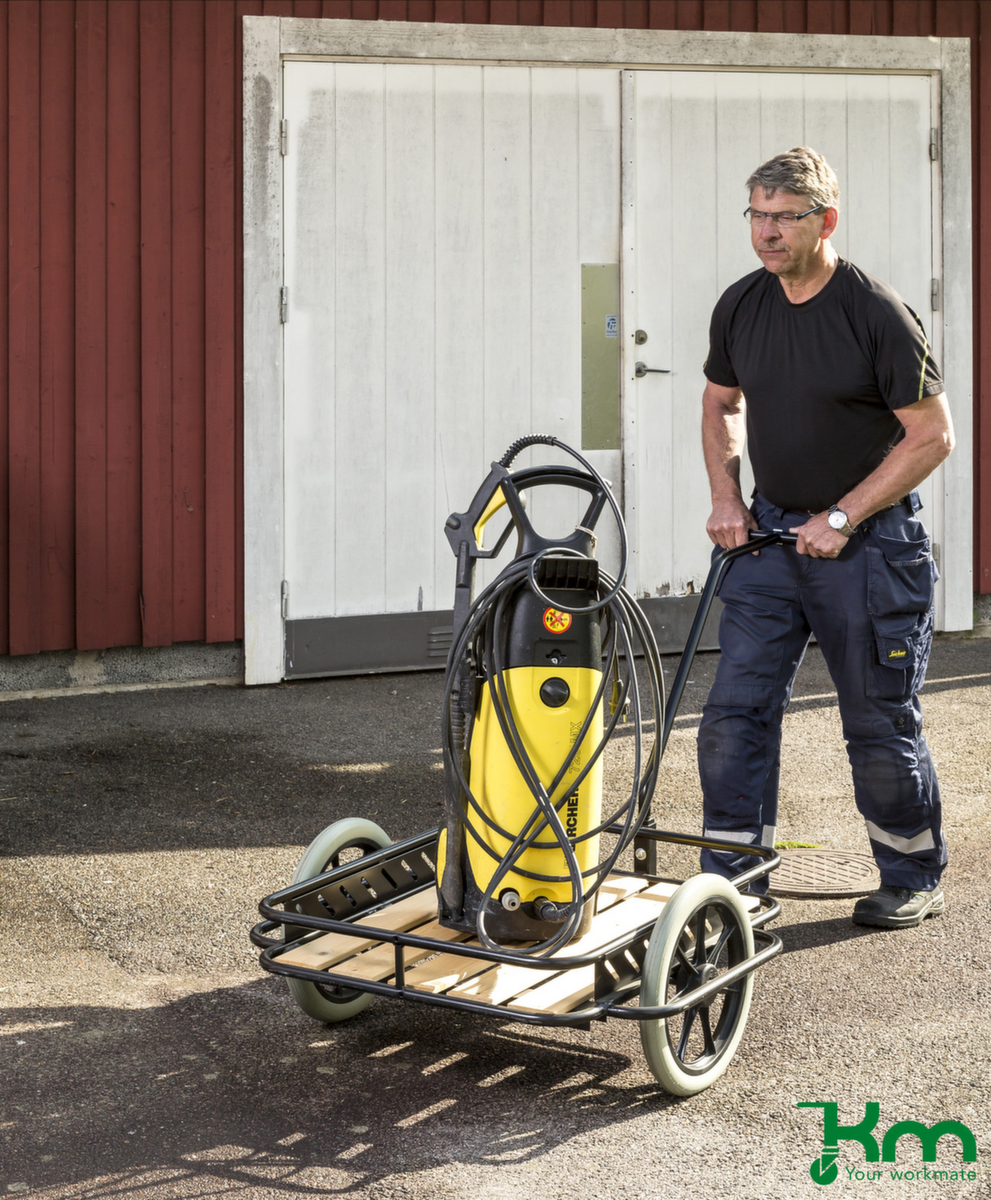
661, 529, 797, 753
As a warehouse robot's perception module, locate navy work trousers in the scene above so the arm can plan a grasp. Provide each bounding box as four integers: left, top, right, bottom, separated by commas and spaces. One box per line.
698, 492, 946, 894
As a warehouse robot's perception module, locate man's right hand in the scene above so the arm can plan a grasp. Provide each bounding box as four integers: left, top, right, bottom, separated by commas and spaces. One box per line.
706, 496, 757, 550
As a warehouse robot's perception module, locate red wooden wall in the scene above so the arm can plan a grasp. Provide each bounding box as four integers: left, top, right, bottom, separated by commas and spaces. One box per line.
1, 0, 989, 657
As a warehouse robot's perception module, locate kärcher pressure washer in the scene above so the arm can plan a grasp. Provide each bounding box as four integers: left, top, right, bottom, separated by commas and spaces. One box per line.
436, 435, 665, 955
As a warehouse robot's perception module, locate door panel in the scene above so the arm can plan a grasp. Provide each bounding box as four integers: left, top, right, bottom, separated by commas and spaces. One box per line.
622, 69, 937, 603
283, 62, 622, 675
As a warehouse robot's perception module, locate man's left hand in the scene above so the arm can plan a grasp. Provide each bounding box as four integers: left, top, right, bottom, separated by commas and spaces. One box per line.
789, 513, 849, 558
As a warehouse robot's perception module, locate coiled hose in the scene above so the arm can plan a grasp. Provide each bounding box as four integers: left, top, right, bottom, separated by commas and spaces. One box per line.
442, 437, 666, 957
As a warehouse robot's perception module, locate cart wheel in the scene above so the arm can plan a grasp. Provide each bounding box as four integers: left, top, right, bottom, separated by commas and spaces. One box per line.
639, 873, 755, 1096
286, 817, 392, 1024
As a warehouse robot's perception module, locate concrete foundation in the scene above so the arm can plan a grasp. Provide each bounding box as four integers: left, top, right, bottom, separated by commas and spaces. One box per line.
0, 641, 243, 698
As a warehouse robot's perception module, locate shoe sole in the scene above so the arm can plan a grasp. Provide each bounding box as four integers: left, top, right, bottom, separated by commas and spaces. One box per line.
852, 894, 945, 929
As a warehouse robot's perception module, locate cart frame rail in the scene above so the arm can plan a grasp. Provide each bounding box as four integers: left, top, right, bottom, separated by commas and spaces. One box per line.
252, 825, 783, 1027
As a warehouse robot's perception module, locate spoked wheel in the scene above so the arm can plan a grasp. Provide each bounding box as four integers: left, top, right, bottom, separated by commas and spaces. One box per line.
640, 873, 755, 1096
286, 817, 392, 1024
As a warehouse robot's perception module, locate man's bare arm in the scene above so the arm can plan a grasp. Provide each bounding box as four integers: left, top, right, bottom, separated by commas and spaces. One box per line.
702, 380, 756, 549
792, 391, 955, 558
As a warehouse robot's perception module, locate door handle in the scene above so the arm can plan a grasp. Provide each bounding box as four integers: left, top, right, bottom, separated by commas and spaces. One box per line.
634, 361, 671, 378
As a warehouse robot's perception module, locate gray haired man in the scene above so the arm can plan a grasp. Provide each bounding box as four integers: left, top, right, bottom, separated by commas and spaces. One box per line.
699, 146, 954, 928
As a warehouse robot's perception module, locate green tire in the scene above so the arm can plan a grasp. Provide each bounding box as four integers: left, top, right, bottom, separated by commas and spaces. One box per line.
286, 817, 392, 1024
639, 873, 754, 1096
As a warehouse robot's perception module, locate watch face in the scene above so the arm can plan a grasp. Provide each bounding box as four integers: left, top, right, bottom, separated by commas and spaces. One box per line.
828, 509, 847, 530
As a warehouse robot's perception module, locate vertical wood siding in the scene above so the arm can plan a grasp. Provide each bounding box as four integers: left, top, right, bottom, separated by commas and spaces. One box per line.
0, 0, 988, 659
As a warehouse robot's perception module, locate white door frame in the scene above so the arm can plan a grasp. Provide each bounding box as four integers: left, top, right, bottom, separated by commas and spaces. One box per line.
243, 17, 972, 685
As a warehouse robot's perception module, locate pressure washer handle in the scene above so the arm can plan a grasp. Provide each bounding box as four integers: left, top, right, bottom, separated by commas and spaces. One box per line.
444, 459, 610, 647
659, 530, 796, 751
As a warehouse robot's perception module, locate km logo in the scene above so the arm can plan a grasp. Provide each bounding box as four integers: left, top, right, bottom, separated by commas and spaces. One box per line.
798, 1102, 977, 1185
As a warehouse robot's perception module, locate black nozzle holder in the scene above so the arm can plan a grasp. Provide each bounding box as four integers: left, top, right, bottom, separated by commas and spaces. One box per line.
536, 556, 599, 591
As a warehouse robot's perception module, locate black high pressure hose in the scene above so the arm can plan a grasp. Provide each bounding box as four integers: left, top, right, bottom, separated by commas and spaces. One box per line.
443, 437, 666, 958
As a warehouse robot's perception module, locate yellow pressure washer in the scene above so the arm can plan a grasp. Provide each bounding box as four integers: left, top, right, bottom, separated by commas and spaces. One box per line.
436, 435, 665, 955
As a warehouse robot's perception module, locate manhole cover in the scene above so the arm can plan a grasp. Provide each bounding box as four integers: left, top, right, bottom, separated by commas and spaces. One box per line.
768, 849, 880, 899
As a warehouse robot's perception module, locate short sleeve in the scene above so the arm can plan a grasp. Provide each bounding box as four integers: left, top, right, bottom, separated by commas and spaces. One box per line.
703, 291, 740, 388
869, 294, 944, 410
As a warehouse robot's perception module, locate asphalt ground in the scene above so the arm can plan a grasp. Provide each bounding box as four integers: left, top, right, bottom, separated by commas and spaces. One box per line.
2, 635, 990, 1200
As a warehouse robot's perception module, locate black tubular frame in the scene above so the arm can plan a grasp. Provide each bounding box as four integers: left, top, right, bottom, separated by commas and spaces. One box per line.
252, 826, 782, 1026
253, 531, 796, 1028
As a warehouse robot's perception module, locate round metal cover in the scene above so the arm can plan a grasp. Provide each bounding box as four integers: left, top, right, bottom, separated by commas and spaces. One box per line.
769, 849, 880, 899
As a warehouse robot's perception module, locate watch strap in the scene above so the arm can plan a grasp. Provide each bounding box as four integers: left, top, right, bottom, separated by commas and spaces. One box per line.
828, 504, 857, 537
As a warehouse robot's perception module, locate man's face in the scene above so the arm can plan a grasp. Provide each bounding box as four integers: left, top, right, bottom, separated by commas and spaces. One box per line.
749, 187, 831, 279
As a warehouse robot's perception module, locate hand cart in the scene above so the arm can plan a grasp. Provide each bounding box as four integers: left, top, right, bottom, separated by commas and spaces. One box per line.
251, 442, 789, 1097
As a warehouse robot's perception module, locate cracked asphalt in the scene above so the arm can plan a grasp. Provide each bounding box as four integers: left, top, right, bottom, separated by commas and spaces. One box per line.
1, 635, 990, 1199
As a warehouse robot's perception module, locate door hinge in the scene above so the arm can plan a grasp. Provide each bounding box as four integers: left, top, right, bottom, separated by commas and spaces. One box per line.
280, 286, 289, 323
931, 278, 940, 312
929, 127, 939, 161
280, 119, 289, 156
281, 580, 290, 620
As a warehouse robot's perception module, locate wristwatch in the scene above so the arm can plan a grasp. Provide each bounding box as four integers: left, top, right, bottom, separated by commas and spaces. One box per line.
827, 505, 857, 537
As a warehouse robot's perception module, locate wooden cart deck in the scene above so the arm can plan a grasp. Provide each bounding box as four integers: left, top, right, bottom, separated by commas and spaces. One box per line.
276, 875, 759, 1016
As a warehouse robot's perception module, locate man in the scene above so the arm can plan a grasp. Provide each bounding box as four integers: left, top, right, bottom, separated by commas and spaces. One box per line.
699, 146, 954, 929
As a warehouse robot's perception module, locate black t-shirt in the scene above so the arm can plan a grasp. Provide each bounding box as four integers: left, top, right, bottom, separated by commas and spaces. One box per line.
704, 258, 944, 512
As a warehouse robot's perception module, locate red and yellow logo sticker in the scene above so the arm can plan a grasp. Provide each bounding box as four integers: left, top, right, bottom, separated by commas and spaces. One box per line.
543, 607, 572, 634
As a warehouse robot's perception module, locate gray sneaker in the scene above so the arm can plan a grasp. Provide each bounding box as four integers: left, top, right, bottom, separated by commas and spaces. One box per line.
852, 885, 945, 929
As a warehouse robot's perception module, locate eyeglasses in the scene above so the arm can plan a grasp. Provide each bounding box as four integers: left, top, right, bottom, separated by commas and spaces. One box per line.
744, 204, 824, 227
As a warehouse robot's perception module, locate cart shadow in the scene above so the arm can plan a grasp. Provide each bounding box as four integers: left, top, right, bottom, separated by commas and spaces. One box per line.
770, 913, 881, 952
3, 976, 685, 1198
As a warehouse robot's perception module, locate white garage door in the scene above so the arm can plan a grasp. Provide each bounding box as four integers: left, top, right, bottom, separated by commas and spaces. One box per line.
279, 61, 939, 678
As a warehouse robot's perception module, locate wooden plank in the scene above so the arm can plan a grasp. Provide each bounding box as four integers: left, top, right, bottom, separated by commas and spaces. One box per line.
974, 5, 991, 600
203, 0, 238, 644
383, 64, 437, 615
404, 877, 649, 997
289, 873, 648, 997
105, 0, 143, 649
333, 920, 472, 983
892, 0, 926, 37
800, 72, 850, 264
595, 874, 649, 908
508, 883, 760, 1015
7, 0, 42, 655
846, 1, 872, 36
972, 3, 991, 600
277, 888, 439, 971
433, 64, 484, 605
632, 66, 677, 599
139, 0, 174, 647
241, 10, 283, 681
38, 0, 76, 650
333, 63, 388, 616
282, 59, 339, 625
403, 939, 493, 994
632, 69, 728, 599
445, 878, 676, 1007
529, 66, 583, 539
843, 73, 892, 299
170, 0, 207, 643
481, 67, 532, 485
507, 965, 596, 1015
0, 0, 9, 653
501, 881, 679, 1010
805, 0, 834, 35
883, 76, 935, 331
74, 0, 109, 652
